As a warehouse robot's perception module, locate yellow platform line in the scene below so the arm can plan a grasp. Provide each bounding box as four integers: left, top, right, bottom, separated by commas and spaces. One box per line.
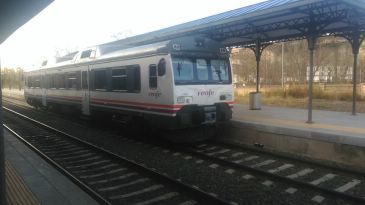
5, 161, 40, 205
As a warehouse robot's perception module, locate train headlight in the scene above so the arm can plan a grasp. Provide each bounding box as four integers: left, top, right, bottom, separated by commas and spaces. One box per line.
177, 96, 193, 104
220, 93, 232, 101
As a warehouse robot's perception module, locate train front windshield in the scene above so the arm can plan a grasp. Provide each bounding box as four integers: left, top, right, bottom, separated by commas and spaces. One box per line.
172, 57, 231, 85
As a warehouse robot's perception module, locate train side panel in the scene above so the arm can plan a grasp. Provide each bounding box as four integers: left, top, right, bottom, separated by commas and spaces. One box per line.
88, 55, 178, 128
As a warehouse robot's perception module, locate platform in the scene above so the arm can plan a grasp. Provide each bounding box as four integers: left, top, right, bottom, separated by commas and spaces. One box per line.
224, 104, 365, 170
232, 104, 365, 146
4, 129, 98, 205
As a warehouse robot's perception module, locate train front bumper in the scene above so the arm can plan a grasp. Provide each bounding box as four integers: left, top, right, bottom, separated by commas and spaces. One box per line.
176, 102, 232, 128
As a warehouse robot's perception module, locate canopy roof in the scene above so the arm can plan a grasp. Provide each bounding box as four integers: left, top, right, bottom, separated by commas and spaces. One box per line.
0, 0, 54, 44
109, 0, 365, 47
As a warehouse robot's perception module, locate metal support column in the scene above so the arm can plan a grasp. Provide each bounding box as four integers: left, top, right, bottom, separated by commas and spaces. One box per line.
342, 30, 364, 116
352, 52, 358, 116
307, 35, 317, 124
248, 39, 270, 93
255, 41, 261, 93
246, 38, 271, 110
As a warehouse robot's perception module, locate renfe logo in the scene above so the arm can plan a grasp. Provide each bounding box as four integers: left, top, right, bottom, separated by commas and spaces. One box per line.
198, 90, 215, 97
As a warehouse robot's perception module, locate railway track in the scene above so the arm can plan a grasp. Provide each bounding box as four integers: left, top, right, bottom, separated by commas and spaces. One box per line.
169, 142, 365, 204
3, 107, 230, 205
3, 96, 365, 204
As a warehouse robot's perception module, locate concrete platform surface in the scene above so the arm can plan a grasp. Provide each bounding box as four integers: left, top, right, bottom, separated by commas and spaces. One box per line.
232, 104, 365, 147
4, 129, 98, 205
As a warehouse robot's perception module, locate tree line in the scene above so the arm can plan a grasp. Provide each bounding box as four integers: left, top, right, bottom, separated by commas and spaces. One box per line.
231, 36, 365, 86
1, 68, 24, 90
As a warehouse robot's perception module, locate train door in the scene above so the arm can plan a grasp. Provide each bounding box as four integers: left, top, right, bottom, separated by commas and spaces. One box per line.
148, 58, 166, 98
81, 67, 90, 115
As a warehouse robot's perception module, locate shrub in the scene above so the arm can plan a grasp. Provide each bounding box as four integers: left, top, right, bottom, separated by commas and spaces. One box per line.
252, 84, 365, 102
263, 88, 286, 98
287, 84, 307, 98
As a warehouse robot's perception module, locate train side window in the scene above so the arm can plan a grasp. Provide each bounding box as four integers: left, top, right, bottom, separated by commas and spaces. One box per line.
112, 68, 127, 91
94, 70, 107, 90
149, 64, 157, 89
127, 65, 140, 93
28, 76, 32, 88
158, 58, 166, 76
43, 75, 48, 89
56, 74, 66, 89
50, 74, 56, 89
28, 76, 33, 88
67, 72, 78, 89
30, 76, 34, 88
41, 76, 45, 88
34, 76, 41, 88
82, 71, 88, 89
76, 71, 81, 89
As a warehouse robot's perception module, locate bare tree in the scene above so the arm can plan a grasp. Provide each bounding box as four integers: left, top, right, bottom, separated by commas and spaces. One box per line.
231, 36, 364, 86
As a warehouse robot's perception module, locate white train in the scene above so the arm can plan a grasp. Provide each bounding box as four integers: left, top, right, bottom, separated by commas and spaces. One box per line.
24, 36, 234, 130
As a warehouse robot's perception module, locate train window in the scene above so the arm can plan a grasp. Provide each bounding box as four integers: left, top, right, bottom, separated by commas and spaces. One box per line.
82, 71, 88, 89
28, 76, 32, 87
49, 74, 56, 88
41, 76, 45, 88
157, 58, 166, 76
112, 68, 127, 91
67, 72, 79, 89
77, 71, 81, 89
80, 50, 92, 59
56, 74, 66, 89
28, 76, 33, 87
30, 76, 35, 87
25, 76, 28, 87
211, 60, 229, 81
149, 64, 157, 89
94, 70, 107, 90
34, 76, 41, 88
42, 75, 47, 88
127, 65, 140, 93
196, 59, 209, 80
172, 58, 194, 81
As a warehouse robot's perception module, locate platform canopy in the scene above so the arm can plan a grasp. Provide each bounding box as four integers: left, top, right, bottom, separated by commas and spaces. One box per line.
109, 0, 365, 47
0, 0, 54, 44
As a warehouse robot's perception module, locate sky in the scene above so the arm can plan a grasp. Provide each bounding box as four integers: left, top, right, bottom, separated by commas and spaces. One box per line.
0, 0, 265, 69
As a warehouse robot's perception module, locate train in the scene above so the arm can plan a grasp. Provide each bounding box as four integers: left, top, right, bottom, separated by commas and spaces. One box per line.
24, 36, 234, 134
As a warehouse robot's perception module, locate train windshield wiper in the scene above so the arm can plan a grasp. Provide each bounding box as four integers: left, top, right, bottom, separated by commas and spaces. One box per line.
177, 63, 182, 76
215, 69, 222, 82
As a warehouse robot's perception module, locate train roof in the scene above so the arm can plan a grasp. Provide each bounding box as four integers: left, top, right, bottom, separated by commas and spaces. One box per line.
31, 36, 227, 72
98, 36, 227, 60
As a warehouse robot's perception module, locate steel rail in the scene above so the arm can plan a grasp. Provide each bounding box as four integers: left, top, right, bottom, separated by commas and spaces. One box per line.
3, 124, 111, 205
180, 145, 365, 204
3, 106, 230, 205
214, 139, 365, 176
